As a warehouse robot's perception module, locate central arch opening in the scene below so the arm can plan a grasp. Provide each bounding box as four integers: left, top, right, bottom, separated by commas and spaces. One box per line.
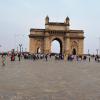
51, 38, 62, 54
37, 47, 41, 53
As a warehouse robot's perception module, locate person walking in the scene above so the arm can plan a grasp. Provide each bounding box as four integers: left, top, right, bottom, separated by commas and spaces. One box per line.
1, 53, 6, 66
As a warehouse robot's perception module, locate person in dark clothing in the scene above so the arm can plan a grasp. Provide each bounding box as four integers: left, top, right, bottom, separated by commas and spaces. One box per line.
89, 56, 90, 62
18, 53, 21, 61
11, 54, 15, 61
32, 54, 34, 60
45, 54, 48, 61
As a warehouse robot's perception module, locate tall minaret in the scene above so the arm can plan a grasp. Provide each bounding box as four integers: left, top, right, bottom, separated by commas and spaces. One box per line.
45, 15, 49, 24
64, 16, 70, 30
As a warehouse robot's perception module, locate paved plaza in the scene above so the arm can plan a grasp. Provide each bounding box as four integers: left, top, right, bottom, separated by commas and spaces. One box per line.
0, 57, 100, 100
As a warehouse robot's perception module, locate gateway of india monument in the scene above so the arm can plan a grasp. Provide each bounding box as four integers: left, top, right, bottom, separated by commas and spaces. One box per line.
29, 16, 84, 55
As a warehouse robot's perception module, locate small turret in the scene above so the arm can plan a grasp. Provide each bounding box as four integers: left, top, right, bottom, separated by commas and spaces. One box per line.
64, 16, 70, 26
64, 16, 70, 30
45, 16, 49, 24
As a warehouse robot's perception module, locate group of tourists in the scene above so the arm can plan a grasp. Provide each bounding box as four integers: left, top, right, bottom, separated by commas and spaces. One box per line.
23, 53, 100, 63
0, 51, 100, 66
24, 53, 50, 61
10, 53, 21, 61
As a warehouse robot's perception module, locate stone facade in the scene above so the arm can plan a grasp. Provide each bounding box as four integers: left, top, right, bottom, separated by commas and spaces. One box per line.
29, 16, 84, 55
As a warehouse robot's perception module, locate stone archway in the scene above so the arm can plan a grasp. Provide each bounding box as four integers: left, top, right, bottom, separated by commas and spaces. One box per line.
29, 16, 84, 55
51, 38, 62, 54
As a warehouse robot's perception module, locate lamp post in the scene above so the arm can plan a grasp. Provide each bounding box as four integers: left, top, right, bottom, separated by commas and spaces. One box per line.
0, 45, 1, 49
22, 47, 23, 53
19, 44, 22, 54
96, 49, 99, 55
88, 49, 90, 55
17, 47, 18, 53
0, 45, 2, 53
25, 48, 27, 52
99, 37, 100, 55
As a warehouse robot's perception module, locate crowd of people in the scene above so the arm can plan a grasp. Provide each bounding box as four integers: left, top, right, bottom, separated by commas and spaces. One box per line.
0, 51, 100, 66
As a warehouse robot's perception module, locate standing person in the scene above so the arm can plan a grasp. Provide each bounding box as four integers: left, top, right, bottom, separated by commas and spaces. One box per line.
11, 49, 15, 61
64, 53, 66, 61
95, 56, 97, 61
33, 54, 36, 61
18, 53, 21, 61
45, 54, 48, 61
89, 56, 91, 62
49, 53, 52, 58
11, 54, 14, 61
1, 53, 6, 66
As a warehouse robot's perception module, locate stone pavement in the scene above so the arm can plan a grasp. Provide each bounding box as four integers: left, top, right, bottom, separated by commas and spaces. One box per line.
0, 57, 100, 100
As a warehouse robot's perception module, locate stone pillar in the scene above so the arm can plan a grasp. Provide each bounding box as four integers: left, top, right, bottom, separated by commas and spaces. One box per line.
29, 38, 34, 53
78, 39, 84, 55
64, 33, 70, 55
40, 39, 44, 53
44, 36, 50, 54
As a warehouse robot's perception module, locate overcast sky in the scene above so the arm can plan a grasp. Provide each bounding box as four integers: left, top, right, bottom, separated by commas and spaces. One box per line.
0, 0, 100, 54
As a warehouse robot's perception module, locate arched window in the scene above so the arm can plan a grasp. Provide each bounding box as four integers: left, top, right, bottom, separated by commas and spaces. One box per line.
72, 48, 76, 55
